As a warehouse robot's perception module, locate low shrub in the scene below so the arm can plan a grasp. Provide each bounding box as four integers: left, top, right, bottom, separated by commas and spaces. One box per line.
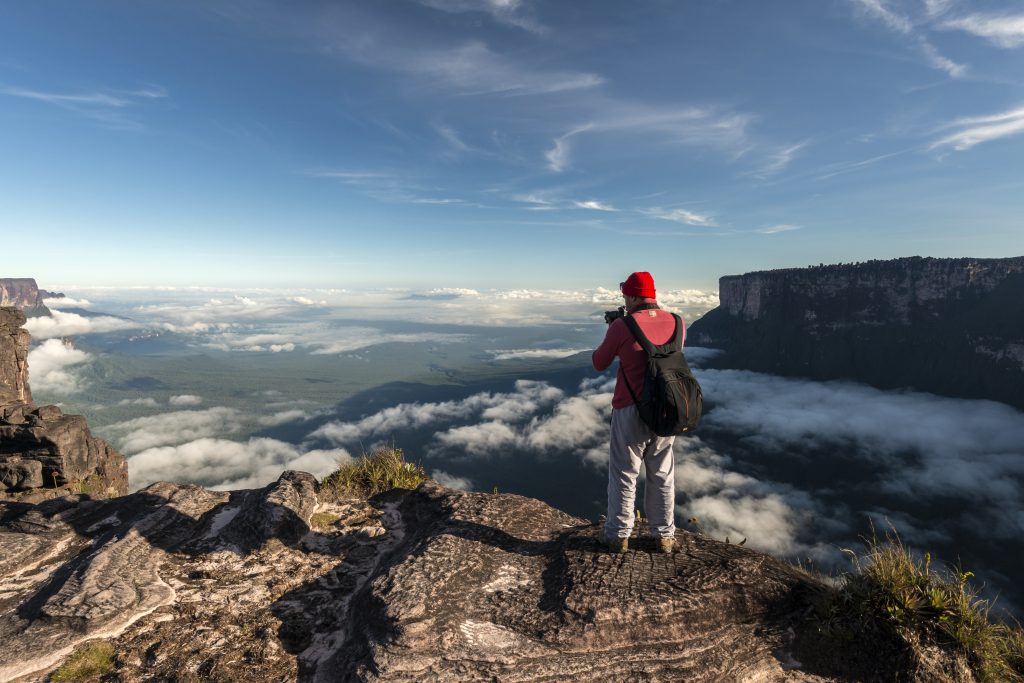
815, 531, 1024, 681
321, 446, 426, 498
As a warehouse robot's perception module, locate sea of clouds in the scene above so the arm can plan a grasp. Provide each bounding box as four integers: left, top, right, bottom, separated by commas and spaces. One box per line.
99, 362, 1024, 575
26, 285, 717, 394
21, 286, 1024, 611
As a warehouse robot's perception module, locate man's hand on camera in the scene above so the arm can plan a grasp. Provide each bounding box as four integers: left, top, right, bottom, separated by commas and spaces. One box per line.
604, 307, 625, 324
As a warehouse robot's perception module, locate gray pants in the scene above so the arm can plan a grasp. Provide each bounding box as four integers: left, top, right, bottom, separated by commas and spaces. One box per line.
605, 405, 676, 539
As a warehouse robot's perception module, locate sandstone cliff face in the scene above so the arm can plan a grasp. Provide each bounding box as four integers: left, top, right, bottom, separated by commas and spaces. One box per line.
0, 280, 57, 318
0, 309, 31, 406
0, 307, 127, 501
0, 475, 959, 682
690, 257, 1024, 409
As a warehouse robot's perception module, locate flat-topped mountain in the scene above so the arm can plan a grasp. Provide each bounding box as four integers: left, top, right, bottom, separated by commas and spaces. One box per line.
0, 279, 61, 318
689, 256, 1024, 409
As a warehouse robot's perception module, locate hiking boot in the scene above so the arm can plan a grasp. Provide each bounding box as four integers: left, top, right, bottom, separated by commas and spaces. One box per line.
654, 537, 675, 554
598, 529, 628, 554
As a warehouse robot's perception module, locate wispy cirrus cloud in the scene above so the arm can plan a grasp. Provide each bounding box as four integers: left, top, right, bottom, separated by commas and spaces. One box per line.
941, 13, 1024, 49
513, 192, 558, 209
751, 140, 811, 178
435, 122, 483, 154
812, 149, 911, 181
307, 168, 473, 206
848, 0, 966, 77
642, 207, 718, 227
546, 104, 753, 173
390, 40, 603, 96
573, 199, 617, 212
545, 125, 592, 172
852, 0, 914, 33
415, 0, 546, 34
0, 84, 167, 128
757, 224, 801, 235
306, 169, 393, 181
923, 0, 954, 19
929, 105, 1024, 151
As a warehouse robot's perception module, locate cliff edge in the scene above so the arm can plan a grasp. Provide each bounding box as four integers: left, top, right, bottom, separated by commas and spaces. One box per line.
1, 473, 964, 682
688, 256, 1024, 409
0, 307, 128, 501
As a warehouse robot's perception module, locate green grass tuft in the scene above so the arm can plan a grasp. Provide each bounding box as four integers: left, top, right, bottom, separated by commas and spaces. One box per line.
51, 641, 114, 681
309, 511, 341, 528
321, 446, 426, 498
76, 475, 108, 498
815, 530, 1024, 681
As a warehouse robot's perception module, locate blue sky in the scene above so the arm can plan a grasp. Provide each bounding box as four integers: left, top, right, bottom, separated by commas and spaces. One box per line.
1, 0, 1022, 291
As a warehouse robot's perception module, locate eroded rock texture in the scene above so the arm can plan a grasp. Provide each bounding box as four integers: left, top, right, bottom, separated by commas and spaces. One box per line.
0, 308, 31, 406
689, 256, 1024, 409
0, 475, 950, 682
0, 307, 128, 502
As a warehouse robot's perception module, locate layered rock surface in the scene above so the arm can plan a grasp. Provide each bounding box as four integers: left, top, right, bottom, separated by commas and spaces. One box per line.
0, 309, 31, 406
0, 307, 127, 501
689, 256, 1024, 409
1, 473, 937, 682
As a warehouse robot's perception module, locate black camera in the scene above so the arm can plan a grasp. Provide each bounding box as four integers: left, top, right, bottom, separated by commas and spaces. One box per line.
604, 306, 625, 324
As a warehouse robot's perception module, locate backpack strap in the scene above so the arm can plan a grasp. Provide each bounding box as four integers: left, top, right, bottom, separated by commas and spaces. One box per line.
623, 312, 683, 357
619, 311, 683, 405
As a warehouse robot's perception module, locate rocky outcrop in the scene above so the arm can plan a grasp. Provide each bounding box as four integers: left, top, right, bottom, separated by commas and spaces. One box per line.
0, 307, 128, 502
0, 309, 31, 406
0, 279, 59, 318
0, 474, 959, 682
689, 256, 1024, 409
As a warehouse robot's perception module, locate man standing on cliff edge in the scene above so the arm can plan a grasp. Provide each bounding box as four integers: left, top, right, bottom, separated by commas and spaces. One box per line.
592, 272, 682, 553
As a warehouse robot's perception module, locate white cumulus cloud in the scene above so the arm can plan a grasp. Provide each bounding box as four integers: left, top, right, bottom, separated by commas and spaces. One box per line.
43, 297, 91, 308
105, 407, 247, 454
127, 436, 351, 491
26, 339, 92, 394
431, 469, 475, 491
24, 310, 140, 339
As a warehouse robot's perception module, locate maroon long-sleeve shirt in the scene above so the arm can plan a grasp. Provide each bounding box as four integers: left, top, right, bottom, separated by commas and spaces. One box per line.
592, 302, 685, 409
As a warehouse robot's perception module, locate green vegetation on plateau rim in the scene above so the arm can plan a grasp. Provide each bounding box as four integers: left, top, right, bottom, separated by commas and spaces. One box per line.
811, 531, 1024, 681
321, 446, 427, 499
51, 641, 114, 681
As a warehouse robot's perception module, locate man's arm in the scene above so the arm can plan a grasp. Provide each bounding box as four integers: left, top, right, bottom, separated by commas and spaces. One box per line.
592, 319, 625, 371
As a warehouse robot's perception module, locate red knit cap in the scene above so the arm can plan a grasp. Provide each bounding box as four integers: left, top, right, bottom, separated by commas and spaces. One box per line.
620, 271, 656, 298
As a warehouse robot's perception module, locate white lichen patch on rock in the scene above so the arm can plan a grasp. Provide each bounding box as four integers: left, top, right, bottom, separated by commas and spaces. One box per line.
458, 620, 527, 651
482, 563, 533, 593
